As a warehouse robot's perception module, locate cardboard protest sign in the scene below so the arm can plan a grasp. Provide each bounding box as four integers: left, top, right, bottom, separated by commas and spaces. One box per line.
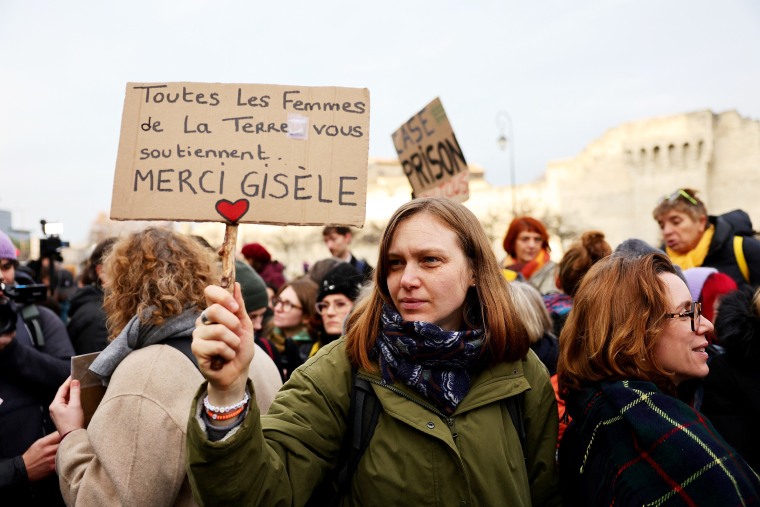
71, 352, 106, 428
111, 83, 370, 227
391, 97, 469, 202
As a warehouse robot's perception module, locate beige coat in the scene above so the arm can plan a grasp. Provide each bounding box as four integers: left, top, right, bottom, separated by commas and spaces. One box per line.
56, 343, 282, 506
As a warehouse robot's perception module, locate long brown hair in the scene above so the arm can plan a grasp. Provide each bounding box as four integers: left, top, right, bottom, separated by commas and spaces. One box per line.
345, 198, 529, 370
276, 277, 319, 335
102, 227, 218, 339
557, 253, 679, 396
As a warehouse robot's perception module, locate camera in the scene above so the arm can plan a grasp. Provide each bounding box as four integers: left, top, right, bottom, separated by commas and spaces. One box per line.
39, 220, 69, 262
0, 282, 47, 335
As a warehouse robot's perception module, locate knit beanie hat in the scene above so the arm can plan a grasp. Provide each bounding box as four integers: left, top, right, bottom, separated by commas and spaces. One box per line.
612, 238, 663, 258
0, 230, 17, 260
683, 267, 718, 301
612, 238, 686, 283
241, 243, 271, 263
235, 260, 269, 312
700, 272, 737, 323
317, 262, 363, 302
307, 258, 343, 285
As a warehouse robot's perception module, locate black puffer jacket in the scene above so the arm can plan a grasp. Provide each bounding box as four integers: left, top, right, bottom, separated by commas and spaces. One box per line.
66, 285, 109, 354
703, 210, 760, 288
701, 286, 760, 471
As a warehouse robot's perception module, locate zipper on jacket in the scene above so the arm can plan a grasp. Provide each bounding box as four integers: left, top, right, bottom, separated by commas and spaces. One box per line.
362, 377, 453, 425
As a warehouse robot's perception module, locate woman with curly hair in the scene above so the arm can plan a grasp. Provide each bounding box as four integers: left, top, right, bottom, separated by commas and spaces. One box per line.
49, 227, 281, 506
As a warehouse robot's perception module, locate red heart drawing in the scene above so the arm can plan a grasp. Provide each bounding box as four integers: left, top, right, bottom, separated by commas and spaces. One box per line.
215, 199, 249, 223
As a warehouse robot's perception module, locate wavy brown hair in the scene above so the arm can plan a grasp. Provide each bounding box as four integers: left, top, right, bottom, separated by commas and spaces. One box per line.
345, 198, 529, 370
557, 253, 679, 396
102, 227, 218, 339
557, 230, 611, 297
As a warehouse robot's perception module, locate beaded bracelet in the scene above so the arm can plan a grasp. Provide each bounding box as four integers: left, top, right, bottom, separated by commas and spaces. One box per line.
203, 392, 250, 414
206, 404, 246, 421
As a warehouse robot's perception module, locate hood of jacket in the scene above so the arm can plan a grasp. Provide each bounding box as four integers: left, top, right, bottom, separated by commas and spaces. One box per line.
714, 285, 760, 366
68, 285, 104, 314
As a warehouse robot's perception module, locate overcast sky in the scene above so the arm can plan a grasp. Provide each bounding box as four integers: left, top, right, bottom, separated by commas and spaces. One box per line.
2, 0, 759, 244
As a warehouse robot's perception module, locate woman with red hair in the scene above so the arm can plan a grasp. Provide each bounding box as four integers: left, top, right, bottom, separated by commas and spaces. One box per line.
502, 217, 558, 295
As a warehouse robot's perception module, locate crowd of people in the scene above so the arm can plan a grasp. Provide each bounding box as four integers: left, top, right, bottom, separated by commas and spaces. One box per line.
1, 187, 759, 505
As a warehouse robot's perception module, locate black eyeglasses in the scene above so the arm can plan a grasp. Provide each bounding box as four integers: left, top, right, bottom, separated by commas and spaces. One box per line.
272, 297, 302, 312
664, 301, 701, 332
659, 189, 698, 206
315, 299, 353, 315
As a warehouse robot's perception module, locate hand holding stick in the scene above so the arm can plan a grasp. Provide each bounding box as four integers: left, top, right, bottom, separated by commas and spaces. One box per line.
208, 223, 239, 370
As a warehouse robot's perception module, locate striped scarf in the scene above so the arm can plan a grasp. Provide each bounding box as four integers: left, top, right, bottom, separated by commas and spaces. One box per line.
373, 303, 485, 415
560, 380, 760, 506
506, 248, 551, 281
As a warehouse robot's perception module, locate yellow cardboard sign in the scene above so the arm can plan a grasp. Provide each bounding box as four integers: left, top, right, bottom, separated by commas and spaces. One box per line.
111, 83, 370, 226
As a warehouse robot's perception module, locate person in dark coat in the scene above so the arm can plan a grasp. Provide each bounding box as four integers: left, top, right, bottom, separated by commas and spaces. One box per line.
653, 188, 760, 287
66, 238, 116, 354
0, 230, 73, 506
321, 226, 374, 282
700, 285, 760, 471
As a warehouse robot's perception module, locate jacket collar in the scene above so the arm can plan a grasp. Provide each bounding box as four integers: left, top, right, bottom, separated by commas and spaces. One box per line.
358, 358, 530, 418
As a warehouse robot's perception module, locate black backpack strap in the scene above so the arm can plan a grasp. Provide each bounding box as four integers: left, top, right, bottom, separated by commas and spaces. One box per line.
505, 392, 526, 461
338, 376, 381, 490
306, 369, 381, 507
161, 336, 199, 369
20, 304, 44, 348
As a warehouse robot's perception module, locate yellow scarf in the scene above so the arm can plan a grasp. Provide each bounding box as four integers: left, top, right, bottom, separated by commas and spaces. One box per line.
666, 226, 714, 270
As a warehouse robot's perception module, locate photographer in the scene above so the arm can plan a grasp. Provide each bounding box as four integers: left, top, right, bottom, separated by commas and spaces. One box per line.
0, 231, 73, 506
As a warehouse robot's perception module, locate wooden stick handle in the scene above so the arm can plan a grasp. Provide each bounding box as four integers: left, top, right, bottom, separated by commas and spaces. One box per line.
220, 223, 238, 293
210, 223, 239, 371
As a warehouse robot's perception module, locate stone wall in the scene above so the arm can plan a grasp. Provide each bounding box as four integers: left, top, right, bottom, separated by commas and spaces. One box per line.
544, 110, 760, 249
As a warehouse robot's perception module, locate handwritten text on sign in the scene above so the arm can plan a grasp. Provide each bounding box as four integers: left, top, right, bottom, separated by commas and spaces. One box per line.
391, 97, 469, 202
110, 83, 370, 226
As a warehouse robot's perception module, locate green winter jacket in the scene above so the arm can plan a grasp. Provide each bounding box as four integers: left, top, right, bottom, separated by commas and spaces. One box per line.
187, 338, 561, 506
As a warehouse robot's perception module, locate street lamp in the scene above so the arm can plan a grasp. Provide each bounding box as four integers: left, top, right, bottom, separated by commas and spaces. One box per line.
496, 111, 517, 216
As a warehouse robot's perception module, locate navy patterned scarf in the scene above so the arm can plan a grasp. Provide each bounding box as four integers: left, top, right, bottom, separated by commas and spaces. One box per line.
373, 303, 486, 415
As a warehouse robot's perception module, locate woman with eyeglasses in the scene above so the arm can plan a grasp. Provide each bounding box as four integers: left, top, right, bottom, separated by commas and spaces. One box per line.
557, 252, 760, 505
310, 262, 364, 357
653, 187, 760, 288
268, 277, 318, 379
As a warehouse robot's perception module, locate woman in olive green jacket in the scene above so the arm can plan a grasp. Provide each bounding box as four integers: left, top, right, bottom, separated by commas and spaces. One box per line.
189, 198, 561, 506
